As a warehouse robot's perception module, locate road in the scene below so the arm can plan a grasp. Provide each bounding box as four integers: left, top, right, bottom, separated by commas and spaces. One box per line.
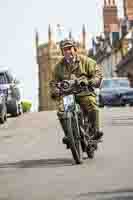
0, 107, 133, 199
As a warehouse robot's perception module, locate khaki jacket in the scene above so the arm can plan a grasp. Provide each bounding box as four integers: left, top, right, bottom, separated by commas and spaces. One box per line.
50, 55, 103, 98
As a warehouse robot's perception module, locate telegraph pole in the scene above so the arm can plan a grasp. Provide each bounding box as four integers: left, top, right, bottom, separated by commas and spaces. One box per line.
123, 0, 127, 18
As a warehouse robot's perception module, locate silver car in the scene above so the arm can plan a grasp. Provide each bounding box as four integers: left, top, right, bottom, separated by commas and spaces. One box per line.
0, 69, 23, 116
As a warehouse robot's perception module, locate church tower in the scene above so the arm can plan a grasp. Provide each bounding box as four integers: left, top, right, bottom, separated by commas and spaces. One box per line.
36, 25, 60, 111
82, 24, 86, 49
36, 25, 88, 111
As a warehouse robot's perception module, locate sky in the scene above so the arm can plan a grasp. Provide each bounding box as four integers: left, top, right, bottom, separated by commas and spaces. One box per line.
0, 0, 123, 111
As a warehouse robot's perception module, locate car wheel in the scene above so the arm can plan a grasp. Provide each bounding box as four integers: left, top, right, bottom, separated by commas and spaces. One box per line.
99, 96, 104, 108
0, 116, 5, 124
11, 101, 19, 117
120, 99, 126, 107
0, 105, 7, 124
0, 114, 5, 124
4, 113, 7, 121
18, 103, 23, 115
121, 103, 126, 107
4, 105, 7, 121
99, 103, 104, 108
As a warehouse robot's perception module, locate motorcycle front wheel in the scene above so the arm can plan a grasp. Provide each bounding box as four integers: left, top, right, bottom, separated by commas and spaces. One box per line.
66, 112, 82, 164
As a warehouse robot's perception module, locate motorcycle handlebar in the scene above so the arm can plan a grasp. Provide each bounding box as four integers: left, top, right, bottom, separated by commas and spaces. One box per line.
56, 80, 75, 89
55, 80, 93, 95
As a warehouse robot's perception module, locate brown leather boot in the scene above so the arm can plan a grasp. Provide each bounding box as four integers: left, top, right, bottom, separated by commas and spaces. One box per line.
88, 110, 103, 140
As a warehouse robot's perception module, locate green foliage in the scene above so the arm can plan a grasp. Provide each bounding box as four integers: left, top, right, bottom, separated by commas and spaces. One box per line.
21, 100, 32, 113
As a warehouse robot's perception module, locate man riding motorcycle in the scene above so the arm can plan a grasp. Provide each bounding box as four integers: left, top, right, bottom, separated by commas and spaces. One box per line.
50, 39, 103, 145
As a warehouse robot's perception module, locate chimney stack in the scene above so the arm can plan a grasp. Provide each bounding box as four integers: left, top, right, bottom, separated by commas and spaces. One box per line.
103, 0, 119, 34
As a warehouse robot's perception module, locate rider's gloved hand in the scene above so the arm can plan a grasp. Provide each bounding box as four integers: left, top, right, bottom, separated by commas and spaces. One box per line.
70, 74, 94, 87
70, 74, 77, 81
87, 79, 94, 87
78, 76, 88, 85
51, 88, 60, 99
49, 80, 60, 99
71, 74, 88, 84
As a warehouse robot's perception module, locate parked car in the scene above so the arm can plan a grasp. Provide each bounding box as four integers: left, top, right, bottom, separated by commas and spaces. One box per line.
0, 69, 23, 116
98, 77, 133, 107
0, 89, 7, 123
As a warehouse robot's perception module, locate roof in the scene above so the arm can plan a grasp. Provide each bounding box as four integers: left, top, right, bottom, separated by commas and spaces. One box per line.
0, 66, 9, 73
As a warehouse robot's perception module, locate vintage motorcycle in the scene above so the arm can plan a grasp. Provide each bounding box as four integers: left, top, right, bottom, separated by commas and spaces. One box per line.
55, 79, 101, 164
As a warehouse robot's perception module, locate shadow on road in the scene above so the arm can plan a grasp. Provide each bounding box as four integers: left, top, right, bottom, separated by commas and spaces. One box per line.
75, 189, 133, 200
109, 117, 133, 126
0, 158, 74, 168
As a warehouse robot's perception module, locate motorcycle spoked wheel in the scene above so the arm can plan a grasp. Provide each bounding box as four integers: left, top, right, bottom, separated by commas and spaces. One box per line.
72, 112, 83, 161
83, 117, 97, 159
79, 125, 96, 159
86, 126, 97, 159
66, 112, 82, 164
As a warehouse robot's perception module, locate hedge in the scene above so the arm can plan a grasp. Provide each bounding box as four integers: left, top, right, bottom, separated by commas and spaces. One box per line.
21, 100, 32, 113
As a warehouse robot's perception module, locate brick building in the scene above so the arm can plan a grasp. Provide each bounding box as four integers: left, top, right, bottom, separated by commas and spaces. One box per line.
90, 0, 121, 77
115, 0, 133, 77
90, 0, 133, 78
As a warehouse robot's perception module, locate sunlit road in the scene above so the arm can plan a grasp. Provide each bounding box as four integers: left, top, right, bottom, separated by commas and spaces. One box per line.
0, 107, 133, 199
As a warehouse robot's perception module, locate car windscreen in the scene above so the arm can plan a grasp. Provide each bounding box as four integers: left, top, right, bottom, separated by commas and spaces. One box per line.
0, 73, 7, 84
101, 79, 130, 89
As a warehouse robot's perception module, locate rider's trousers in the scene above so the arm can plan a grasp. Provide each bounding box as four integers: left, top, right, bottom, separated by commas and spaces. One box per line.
76, 95, 100, 131
56, 94, 100, 132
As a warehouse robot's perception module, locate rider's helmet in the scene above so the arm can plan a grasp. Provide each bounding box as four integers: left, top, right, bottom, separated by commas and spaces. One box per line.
59, 39, 77, 53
